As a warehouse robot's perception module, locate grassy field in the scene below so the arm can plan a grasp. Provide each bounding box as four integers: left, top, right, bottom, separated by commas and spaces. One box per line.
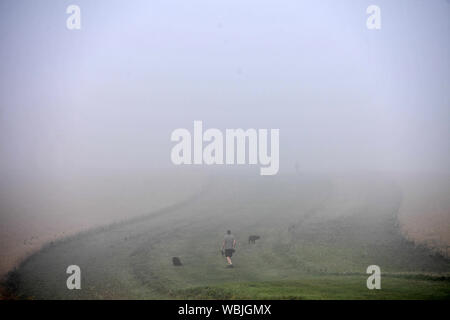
0, 170, 207, 278
2, 173, 449, 300
173, 276, 450, 300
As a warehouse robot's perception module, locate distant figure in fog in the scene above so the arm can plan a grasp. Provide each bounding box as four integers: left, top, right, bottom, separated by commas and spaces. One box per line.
222, 230, 236, 267
172, 257, 182, 266
248, 235, 260, 244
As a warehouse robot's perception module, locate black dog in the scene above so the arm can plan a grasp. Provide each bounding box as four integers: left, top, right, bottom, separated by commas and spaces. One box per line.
248, 235, 260, 244
172, 257, 183, 266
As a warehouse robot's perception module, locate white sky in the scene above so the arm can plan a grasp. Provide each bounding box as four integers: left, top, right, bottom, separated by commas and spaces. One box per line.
0, 0, 449, 179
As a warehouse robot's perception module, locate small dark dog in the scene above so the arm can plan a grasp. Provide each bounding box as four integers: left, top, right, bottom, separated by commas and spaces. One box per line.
248, 235, 260, 244
172, 257, 183, 266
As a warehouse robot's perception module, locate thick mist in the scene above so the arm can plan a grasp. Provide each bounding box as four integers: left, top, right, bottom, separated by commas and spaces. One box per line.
0, 1, 449, 279
1, 0, 449, 179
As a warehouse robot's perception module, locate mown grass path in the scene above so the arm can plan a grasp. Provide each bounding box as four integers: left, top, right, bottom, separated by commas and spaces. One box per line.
4, 174, 450, 299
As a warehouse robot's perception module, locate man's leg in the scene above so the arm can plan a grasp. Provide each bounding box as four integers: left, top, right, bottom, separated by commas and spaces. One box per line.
226, 256, 232, 265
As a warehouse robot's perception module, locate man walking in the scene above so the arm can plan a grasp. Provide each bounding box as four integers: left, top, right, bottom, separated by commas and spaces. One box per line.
222, 230, 236, 267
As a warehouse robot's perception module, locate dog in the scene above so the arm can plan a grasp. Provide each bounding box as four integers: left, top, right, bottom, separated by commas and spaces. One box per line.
248, 235, 260, 244
172, 257, 183, 266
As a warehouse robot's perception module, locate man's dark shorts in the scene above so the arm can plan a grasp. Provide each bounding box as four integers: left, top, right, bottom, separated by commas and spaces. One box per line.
225, 249, 234, 257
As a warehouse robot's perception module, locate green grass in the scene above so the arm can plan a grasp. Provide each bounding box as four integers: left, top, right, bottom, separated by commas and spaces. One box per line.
173, 276, 450, 300
2, 174, 449, 300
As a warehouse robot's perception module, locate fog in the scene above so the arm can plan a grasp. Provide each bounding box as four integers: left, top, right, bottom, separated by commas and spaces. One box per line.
0, 1, 449, 278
